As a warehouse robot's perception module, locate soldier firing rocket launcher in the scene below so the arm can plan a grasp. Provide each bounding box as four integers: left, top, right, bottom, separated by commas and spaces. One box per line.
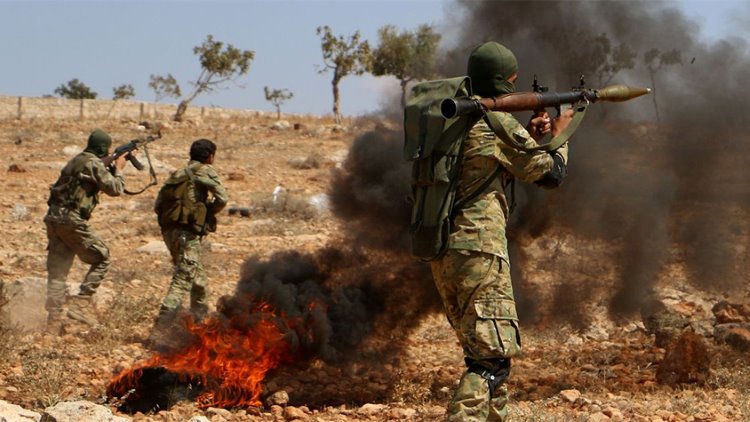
440, 76, 651, 119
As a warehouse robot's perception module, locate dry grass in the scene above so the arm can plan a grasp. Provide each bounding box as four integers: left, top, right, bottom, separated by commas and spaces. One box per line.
0, 282, 22, 367
13, 348, 75, 409
390, 369, 437, 405
85, 287, 160, 350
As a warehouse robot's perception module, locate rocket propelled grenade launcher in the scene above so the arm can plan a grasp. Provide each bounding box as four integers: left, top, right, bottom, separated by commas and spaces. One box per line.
440, 83, 651, 119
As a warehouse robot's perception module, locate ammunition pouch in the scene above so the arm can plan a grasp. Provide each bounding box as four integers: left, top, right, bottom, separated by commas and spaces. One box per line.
465, 357, 511, 397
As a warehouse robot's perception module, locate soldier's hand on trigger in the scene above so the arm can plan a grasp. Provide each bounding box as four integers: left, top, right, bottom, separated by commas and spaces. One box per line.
551, 108, 575, 138
527, 111, 552, 141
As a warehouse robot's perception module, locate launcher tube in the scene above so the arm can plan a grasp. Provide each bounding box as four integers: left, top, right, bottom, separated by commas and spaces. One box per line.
440, 84, 650, 119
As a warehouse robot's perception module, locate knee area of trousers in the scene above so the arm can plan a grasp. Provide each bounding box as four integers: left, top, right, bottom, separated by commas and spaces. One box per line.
465, 357, 511, 394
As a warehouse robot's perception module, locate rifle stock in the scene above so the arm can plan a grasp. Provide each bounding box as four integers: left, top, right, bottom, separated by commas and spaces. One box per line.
440, 84, 651, 119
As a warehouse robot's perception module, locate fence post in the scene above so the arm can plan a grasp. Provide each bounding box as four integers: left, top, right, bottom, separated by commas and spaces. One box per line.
140, 103, 145, 121
17, 96, 23, 120
79, 99, 85, 120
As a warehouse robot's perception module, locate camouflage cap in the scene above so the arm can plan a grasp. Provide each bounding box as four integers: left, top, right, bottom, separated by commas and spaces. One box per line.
467, 41, 518, 97
84, 129, 112, 158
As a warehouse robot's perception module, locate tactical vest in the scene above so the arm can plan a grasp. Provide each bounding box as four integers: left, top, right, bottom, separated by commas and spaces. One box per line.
155, 163, 214, 235
47, 153, 100, 220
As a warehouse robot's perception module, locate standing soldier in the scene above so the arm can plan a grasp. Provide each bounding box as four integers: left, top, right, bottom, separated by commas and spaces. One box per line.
45, 129, 129, 334
429, 42, 575, 421
152, 139, 228, 336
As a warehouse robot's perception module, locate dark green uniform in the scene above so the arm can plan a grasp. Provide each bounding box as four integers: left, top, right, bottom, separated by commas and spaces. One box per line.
154, 160, 227, 320
45, 130, 124, 329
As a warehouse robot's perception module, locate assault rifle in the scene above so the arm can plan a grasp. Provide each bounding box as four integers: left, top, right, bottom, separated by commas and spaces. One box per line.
440, 76, 650, 119
102, 131, 162, 195
101, 131, 161, 171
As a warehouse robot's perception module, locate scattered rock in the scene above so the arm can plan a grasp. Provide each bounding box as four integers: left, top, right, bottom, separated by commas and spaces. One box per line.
136, 241, 169, 255
271, 120, 291, 130
8, 163, 27, 173
641, 297, 691, 347
265, 390, 289, 407
205, 407, 232, 420
388, 407, 417, 419
11, 204, 29, 221
0, 399, 41, 421
188, 416, 209, 422
656, 328, 711, 386
714, 323, 750, 352
712, 301, 750, 324
559, 389, 581, 403
41, 401, 129, 421
282, 406, 308, 420
227, 172, 245, 181
357, 403, 387, 415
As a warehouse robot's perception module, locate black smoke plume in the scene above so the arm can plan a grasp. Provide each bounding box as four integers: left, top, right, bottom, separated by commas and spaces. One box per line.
445, 1, 750, 324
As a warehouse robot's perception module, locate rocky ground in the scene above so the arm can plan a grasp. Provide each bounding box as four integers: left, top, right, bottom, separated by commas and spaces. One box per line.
0, 114, 749, 421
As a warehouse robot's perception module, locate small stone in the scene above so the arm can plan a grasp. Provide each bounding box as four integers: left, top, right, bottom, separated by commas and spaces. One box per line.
559, 389, 581, 403
266, 390, 290, 407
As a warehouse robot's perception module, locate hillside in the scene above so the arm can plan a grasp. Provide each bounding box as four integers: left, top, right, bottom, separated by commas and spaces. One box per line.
0, 111, 749, 422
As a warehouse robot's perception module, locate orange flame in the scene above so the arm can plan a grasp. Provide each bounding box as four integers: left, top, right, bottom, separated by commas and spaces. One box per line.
107, 301, 298, 409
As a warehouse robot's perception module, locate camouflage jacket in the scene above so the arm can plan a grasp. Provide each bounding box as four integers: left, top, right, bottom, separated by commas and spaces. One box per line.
154, 160, 228, 224
447, 111, 568, 259
46, 152, 124, 221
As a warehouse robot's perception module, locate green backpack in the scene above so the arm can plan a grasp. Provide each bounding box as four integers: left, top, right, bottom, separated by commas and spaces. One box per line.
155, 164, 213, 234
403, 77, 479, 261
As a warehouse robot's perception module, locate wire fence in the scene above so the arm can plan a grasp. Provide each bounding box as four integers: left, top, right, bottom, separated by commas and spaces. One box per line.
0, 96, 272, 121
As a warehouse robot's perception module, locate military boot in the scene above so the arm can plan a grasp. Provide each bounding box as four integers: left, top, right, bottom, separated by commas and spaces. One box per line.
147, 308, 179, 351
66, 294, 99, 327
46, 310, 65, 336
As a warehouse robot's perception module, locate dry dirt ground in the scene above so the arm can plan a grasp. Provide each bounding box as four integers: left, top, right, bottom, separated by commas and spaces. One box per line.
0, 114, 749, 421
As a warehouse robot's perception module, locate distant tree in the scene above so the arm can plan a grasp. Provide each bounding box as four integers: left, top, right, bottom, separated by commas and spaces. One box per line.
148, 74, 182, 102
644, 48, 682, 123
173, 34, 255, 122
54, 78, 97, 99
316, 25, 371, 124
371, 24, 441, 107
264, 86, 294, 120
588, 33, 636, 87
112, 84, 135, 100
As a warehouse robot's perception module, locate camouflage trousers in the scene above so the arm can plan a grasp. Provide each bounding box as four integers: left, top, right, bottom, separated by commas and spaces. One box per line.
431, 249, 521, 422
159, 227, 208, 318
45, 217, 110, 314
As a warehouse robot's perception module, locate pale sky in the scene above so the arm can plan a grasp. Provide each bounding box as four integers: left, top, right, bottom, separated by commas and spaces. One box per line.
0, 0, 745, 117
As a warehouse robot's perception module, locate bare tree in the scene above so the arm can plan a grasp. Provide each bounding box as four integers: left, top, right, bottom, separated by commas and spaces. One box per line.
644, 48, 682, 123
316, 26, 371, 124
264, 87, 294, 120
173, 34, 255, 122
371, 24, 441, 107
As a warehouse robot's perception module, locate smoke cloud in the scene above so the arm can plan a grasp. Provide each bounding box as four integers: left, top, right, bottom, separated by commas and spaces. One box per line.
444, 1, 750, 323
